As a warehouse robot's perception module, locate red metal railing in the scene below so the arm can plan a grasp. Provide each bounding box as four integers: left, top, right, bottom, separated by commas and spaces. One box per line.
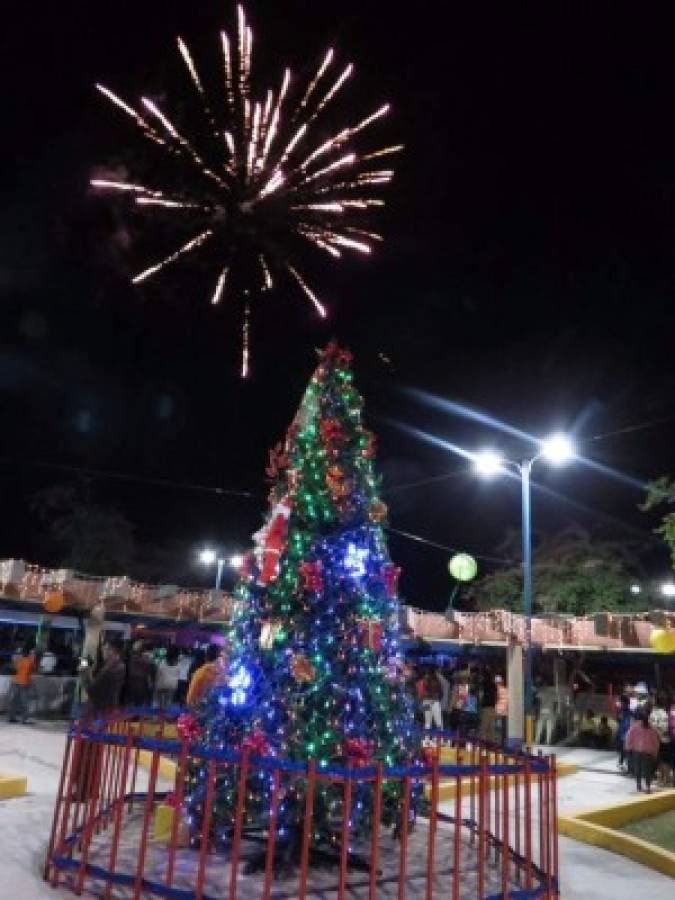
44, 710, 559, 899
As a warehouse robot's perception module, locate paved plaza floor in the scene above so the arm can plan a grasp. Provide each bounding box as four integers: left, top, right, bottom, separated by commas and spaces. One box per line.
1, 725, 673, 898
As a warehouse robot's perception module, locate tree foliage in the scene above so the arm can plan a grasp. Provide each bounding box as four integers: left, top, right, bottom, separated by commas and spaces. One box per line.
31, 482, 137, 575
469, 525, 646, 616
641, 475, 675, 568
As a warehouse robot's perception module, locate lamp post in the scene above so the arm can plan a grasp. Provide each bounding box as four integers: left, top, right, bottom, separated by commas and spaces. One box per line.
198, 549, 243, 590
474, 433, 575, 743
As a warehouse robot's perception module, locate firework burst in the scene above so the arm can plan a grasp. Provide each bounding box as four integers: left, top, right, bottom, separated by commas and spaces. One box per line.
92, 3, 401, 375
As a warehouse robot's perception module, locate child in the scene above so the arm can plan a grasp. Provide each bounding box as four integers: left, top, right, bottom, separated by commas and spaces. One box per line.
625, 712, 660, 793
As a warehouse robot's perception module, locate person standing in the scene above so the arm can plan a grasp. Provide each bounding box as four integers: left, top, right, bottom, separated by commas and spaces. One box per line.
175, 651, 192, 704
74, 638, 126, 801
124, 640, 156, 707
420, 667, 443, 732
155, 647, 181, 707
8, 642, 36, 724
625, 711, 660, 793
479, 666, 498, 743
186, 644, 226, 706
79, 638, 126, 716
616, 695, 632, 772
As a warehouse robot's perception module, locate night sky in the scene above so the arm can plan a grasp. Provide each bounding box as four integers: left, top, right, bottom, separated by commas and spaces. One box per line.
2, 1, 674, 607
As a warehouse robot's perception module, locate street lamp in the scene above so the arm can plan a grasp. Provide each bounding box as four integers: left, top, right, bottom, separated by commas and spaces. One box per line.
199, 548, 245, 589
473, 432, 576, 743
661, 582, 675, 599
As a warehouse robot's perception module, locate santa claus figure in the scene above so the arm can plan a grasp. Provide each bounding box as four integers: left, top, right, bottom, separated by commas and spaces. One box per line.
253, 496, 292, 584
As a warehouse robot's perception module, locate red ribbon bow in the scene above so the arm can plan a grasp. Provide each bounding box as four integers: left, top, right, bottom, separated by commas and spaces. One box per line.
344, 737, 373, 766
241, 729, 270, 756
176, 713, 203, 742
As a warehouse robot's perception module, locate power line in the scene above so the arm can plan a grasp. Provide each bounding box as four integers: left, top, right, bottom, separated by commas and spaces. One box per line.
385, 525, 514, 565
0, 457, 259, 500
581, 415, 675, 444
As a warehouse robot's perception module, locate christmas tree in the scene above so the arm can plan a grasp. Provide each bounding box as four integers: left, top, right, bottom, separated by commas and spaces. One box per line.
184, 342, 419, 856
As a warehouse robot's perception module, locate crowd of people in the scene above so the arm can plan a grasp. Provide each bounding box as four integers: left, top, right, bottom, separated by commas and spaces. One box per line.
5, 639, 227, 722
407, 661, 508, 743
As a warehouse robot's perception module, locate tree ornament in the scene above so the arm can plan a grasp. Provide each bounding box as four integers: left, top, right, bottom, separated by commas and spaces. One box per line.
290, 653, 316, 683
176, 713, 203, 742
240, 729, 271, 756
319, 417, 343, 444
358, 618, 383, 651
253, 495, 293, 584
266, 442, 289, 480
344, 737, 373, 767
369, 500, 388, 523
360, 430, 377, 458
298, 560, 323, 592
259, 619, 283, 649
382, 563, 401, 598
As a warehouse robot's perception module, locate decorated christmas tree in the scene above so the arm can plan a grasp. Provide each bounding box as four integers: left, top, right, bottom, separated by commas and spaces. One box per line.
184, 342, 419, 856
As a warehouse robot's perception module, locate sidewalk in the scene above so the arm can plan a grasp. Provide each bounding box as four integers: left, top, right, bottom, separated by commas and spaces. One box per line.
544, 747, 674, 898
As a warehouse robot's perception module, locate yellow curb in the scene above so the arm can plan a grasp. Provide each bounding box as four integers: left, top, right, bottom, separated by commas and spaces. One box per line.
559, 790, 675, 879
128, 722, 178, 740
137, 749, 178, 781
0, 771, 28, 799
429, 755, 576, 802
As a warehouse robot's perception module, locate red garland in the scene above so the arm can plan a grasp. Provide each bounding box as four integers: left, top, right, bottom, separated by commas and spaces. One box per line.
176, 713, 203, 742
344, 737, 373, 767
240, 729, 271, 756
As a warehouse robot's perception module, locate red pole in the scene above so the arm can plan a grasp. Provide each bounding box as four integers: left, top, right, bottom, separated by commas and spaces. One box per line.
397, 775, 411, 900
538, 750, 545, 875
452, 751, 462, 900
165, 738, 190, 890
132, 745, 160, 899
494, 747, 501, 865
104, 732, 134, 900
262, 767, 281, 900
469, 742, 476, 846
195, 759, 217, 900
228, 749, 250, 900
298, 759, 317, 900
515, 748, 521, 878
338, 774, 353, 900
44, 731, 73, 882
477, 756, 487, 900
426, 755, 439, 900
524, 756, 533, 889
551, 754, 559, 897
368, 763, 384, 900
51, 721, 83, 888
75, 734, 108, 894
501, 752, 510, 896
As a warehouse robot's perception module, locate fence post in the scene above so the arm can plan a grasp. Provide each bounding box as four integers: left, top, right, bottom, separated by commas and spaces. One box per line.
453, 750, 462, 900
44, 730, 74, 882
477, 755, 488, 900
195, 758, 217, 900
298, 759, 317, 900
397, 774, 411, 900
426, 753, 440, 900
524, 755, 533, 889
551, 754, 559, 897
262, 766, 282, 900
165, 738, 190, 890
368, 762, 384, 900
51, 720, 84, 888
132, 743, 161, 899
228, 748, 250, 900
104, 731, 134, 900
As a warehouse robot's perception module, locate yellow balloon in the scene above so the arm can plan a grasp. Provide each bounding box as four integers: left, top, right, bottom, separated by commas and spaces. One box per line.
650, 628, 671, 653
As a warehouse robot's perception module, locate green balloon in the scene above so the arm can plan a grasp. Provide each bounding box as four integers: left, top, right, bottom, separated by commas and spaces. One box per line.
448, 553, 478, 582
